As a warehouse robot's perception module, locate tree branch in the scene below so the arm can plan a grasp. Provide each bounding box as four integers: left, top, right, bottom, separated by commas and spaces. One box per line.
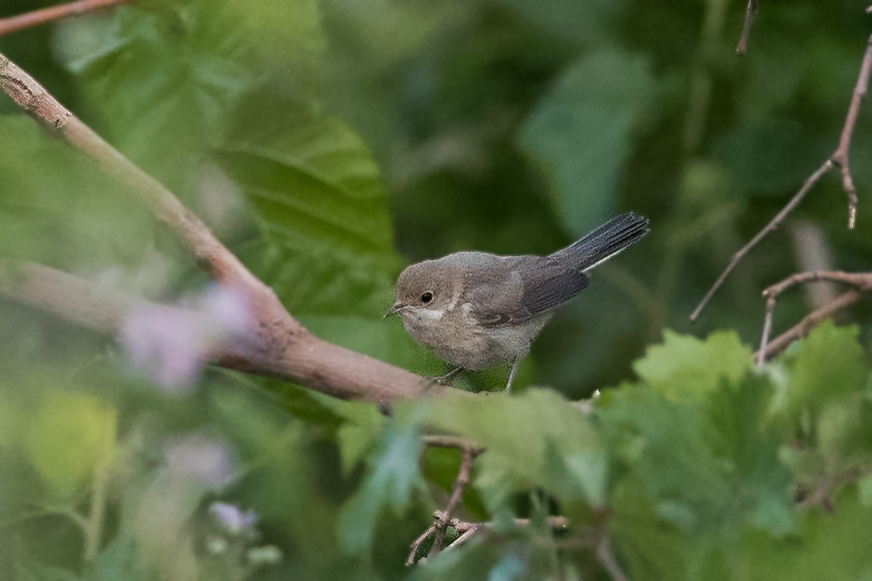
692, 29, 872, 323
429, 445, 479, 559
736, 0, 758, 55
690, 161, 833, 323
0, 261, 437, 403
0, 51, 444, 406
0, 0, 135, 37
758, 270, 872, 367
756, 288, 865, 363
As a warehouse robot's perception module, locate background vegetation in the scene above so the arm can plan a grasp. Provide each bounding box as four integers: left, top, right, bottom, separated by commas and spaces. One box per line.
1, 0, 871, 579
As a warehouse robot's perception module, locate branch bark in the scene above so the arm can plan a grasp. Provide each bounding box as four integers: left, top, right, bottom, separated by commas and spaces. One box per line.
0, 51, 443, 406
0, 0, 135, 37
756, 287, 865, 363
736, 0, 758, 55
691, 31, 872, 323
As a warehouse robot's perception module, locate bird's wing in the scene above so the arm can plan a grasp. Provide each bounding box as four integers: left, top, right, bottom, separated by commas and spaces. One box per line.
463, 255, 589, 328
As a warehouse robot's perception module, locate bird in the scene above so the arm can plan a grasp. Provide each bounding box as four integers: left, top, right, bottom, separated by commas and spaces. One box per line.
386, 212, 650, 392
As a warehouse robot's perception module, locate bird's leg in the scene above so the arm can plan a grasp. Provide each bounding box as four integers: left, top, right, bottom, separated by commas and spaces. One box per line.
432, 366, 464, 385
505, 360, 520, 394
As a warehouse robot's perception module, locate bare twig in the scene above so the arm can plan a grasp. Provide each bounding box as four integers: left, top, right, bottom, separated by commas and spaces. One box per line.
736, 0, 758, 55
694, 31, 872, 323
831, 35, 872, 230
596, 534, 630, 581
430, 446, 478, 558
757, 271, 872, 366
407, 515, 570, 564
422, 434, 484, 452
443, 522, 479, 551
405, 524, 438, 565
694, 32, 872, 322
690, 161, 833, 322
756, 289, 865, 363
0, 0, 135, 37
799, 467, 865, 510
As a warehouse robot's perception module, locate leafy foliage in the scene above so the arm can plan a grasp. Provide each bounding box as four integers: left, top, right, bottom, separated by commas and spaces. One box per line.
2, 0, 872, 579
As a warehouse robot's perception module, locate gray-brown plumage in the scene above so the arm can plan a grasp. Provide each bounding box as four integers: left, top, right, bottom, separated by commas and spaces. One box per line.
387, 212, 649, 390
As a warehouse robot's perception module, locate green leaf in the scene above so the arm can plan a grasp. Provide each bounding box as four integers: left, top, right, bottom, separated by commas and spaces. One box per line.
633, 330, 753, 400
773, 322, 866, 426
0, 115, 154, 268
422, 388, 604, 507
518, 49, 654, 236
57, 3, 256, 187
598, 375, 793, 537
336, 415, 426, 554
219, 96, 394, 257
84, 538, 157, 581
25, 392, 116, 500
745, 492, 872, 581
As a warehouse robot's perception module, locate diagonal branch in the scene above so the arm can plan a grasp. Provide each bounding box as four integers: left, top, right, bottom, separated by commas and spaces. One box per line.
0, 51, 444, 406
690, 161, 833, 322
429, 446, 478, 558
736, 0, 759, 55
0, 261, 435, 403
692, 31, 872, 323
755, 288, 865, 363
0, 0, 135, 37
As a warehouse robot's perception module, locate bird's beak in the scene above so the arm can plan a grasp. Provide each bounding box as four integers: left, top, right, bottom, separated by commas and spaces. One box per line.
384, 303, 403, 318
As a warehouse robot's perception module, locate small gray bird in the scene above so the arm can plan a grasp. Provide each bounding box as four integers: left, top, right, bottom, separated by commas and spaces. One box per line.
387, 213, 649, 391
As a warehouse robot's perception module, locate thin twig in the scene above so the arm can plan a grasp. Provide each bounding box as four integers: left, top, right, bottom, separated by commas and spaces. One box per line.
408, 515, 570, 564
757, 271, 872, 367
443, 523, 479, 551
755, 289, 864, 362
596, 534, 630, 581
799, 467, 865, 510
736, 0, 758, 55
406, 524, 438, 566
430, 446, 478, 558
0, 0, 135, 37
694, 32, 872, 322
831, 35, 872, 230
422, 434, 483, 452
690, 161, 833, 322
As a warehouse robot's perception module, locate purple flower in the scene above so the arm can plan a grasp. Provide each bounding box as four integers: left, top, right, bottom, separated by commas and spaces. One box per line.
120, 284, 253, 393
209, 502, 259, 535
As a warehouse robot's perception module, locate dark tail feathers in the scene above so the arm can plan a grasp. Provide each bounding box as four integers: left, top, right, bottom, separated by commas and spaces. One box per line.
549, 212, 649, 271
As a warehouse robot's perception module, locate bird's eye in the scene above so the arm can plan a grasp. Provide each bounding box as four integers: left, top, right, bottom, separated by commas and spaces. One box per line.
421, 291, 433, 304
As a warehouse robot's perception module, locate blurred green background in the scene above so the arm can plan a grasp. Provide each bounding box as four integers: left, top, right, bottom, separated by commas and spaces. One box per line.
2, 0, 871, 395
1, 0, 871, 579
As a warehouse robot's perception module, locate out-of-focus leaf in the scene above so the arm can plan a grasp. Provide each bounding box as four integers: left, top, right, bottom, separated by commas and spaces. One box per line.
0, 116, 153, 268
712, 120, 819, 197
745, 493, 872, 581
771, 322, 866, 427
335, 401, 385, 476
336, 413, 426, 554
598, 374, 793, 537
84, 538, 156, 581
633, 330, 752, 400
422, 388, 604, 508
56, 2, 256, 187
219, 95, 418, 369
497, 0, 623, 45
219, 97, 394, 256
25, 392, 116, 499
12, 564, 82, 581
817, 394, 872, 476
518, 49, 654, 236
